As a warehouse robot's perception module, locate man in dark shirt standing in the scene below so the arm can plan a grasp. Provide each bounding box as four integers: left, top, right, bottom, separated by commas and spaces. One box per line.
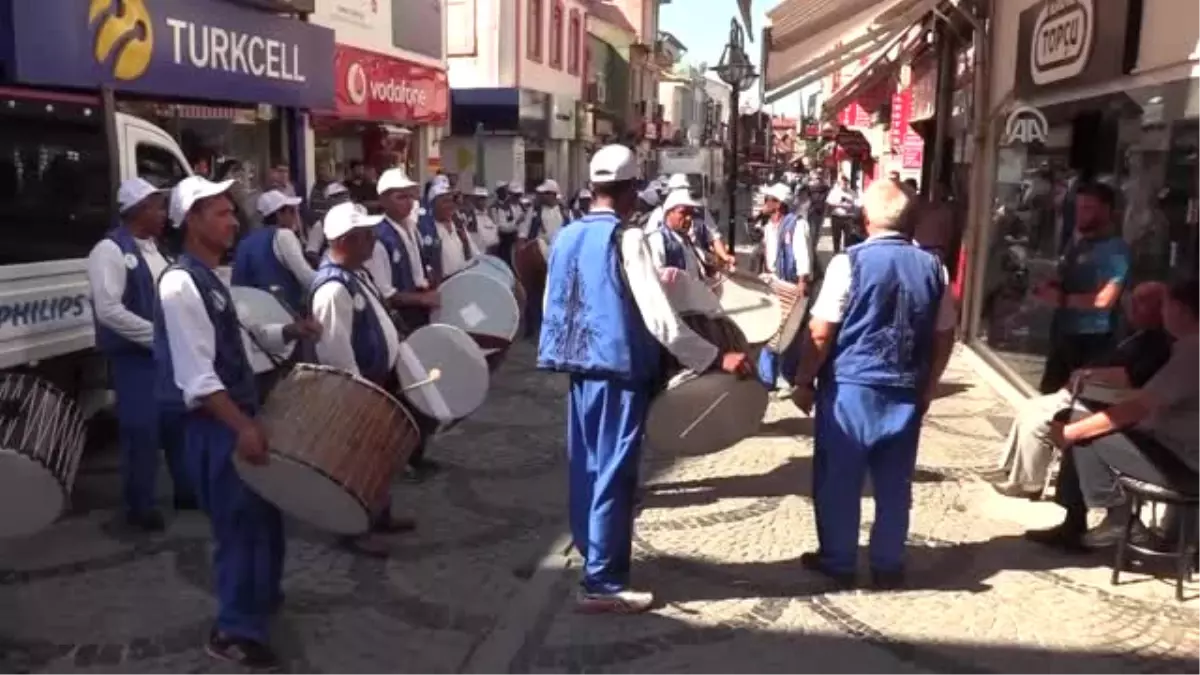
1034, 182, 1131, 393
991, 281, 1173, 498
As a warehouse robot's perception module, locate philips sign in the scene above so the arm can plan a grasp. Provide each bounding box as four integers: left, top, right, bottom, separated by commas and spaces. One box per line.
1030, 0, 1094, 85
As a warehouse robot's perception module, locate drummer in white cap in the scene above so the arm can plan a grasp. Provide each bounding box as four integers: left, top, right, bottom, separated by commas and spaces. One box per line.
755, 181, 812, 392
87, 178, 195, 531
155, 175, 320, 670
520, 179, 570, 245
363, 168, 443, 480
491, 180, 525, 264
570, 187, 593, 220
647, 173, 736, 270
464, 185, 499, 252
230, 189, 315, 312
423, 178, 480, 278
537, 144, 751, 614
305, 181, 352, 264
646, 190, 709, 283
309, 201, 420, 556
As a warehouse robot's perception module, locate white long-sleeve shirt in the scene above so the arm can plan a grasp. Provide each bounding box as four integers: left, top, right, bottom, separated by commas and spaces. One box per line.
471, 209, 500, 250
271, 228, 317, 288
438, 220, 480, 277
809, 232, 956, 331
365, 215, 429, 298
521, 205, 566, 243
759, 214, 812, 280
86, 236, 169, 350
310, 270, 400, 377
541, 207, 719, 373
158, 268, 289, 408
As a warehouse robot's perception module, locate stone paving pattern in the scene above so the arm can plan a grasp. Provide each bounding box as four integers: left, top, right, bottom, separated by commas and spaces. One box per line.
0, 341, 1196, 673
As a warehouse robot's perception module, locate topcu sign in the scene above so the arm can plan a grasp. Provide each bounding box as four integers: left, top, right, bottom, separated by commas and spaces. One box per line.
1030, 0, 1094, 85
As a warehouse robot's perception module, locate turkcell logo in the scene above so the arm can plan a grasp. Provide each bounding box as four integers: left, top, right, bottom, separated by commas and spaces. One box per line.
0, 295, 91, 333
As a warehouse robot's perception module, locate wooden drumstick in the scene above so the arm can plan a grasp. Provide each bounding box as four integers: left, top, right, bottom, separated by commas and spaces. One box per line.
401, 368, 443, 392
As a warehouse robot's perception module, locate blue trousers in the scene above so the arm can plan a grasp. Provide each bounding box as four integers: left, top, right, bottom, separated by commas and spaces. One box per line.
756, 340, 800, 390
566, 375, 650, 594
111, 354, 192, 516
812, 382, 922, 575
185, 413, 284, 642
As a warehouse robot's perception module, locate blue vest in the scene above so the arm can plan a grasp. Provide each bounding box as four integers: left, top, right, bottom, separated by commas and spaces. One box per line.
537, 212, 661, 383
310, 261, 392, 385
230, 227, 305, 311
691, 215, 714, 252
94, 226, 157, 355
823, 237, 944, 391
529, 205, 569, 240
415, 211, 444, 282
773, 213, 800, 283
153, 253, 259, 414
656, 224, 688, 271
374, 218, 420, 293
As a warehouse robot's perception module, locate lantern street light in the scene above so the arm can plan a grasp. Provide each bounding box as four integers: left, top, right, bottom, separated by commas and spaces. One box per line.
711, 18, 757, 248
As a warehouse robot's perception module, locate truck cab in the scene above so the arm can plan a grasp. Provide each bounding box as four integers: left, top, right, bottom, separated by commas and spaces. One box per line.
0, 86, 192, 416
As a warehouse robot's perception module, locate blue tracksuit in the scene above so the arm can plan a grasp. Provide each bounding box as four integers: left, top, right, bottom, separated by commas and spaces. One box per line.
154, 253, 282, 642
538, 211, 662, 594
811, 237, 944, 575
94, 226, 192, 517
756, 213, 802, 388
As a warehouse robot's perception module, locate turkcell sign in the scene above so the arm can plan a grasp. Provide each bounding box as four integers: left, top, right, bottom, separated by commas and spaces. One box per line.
7, 0, 335, 109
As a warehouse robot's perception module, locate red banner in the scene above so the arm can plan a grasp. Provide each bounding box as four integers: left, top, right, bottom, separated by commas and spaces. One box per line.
333, 44, 448, 124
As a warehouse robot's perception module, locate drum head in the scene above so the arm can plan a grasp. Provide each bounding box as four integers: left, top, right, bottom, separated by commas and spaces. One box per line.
396, 324, 490, 422
774, 297, 808, 352
0, 450, 65, 538
713, 272, 782, 345
231, 286, 296, 374
234, 453, 370, 535
645, 373, 768, 456
474, 254, 516, 285
431, 272, 521, 345
666, 274, 723, 318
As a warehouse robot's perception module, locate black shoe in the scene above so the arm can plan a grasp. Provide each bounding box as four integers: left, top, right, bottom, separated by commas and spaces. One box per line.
1082, 516, 1147, 550
126, 511, 166, 532
870, 568, 907, 590
1024, 523, 1087, 553
410, 457, 442, 473
799, 551, 856, 589
205, 628, 281, 672
173, 495, 199, 511
372, 515, 417, 534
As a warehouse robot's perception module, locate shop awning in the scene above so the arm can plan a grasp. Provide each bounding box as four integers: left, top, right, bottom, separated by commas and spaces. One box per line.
820, 21, 929, 120
762, 0, 939, 104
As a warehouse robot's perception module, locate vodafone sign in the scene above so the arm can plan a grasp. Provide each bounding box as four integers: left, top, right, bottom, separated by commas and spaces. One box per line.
333, 44, 448, 123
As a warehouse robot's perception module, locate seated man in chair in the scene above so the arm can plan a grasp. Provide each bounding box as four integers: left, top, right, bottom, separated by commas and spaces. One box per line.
991, 281, 1174, 498
1027, 278, 1198, 551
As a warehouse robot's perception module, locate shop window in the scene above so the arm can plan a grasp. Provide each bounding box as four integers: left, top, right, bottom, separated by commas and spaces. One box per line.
549, 1, 564, 70
567, 9, 581, 75
527, 0, 543, 63
136, 143, 189, 189
0, 120, 110, 265
446, 0, 477, 56
972, 78, 1199, 391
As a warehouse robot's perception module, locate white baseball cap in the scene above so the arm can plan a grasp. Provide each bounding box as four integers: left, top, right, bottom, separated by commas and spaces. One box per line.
760, 182, 793, 204
577, 188, 593, 199
589, 144, 639, 183
472, 186, 489, 197
666, 173, 690, 191
663, 190, 700, 212
377, 168, 419, 195
256, 189, 302, 217
323, 202, 383, 240
428, 180, 454, 202
507, 181, 525, 194
495, 180, 509, 189
536, 179, 560, 194
325, 182, 349, 199
637, 187, 660, 206
117, 178, 166, 214
169, 176, 235, 228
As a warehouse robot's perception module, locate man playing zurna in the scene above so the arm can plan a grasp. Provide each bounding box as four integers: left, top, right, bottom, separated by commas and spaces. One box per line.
538, 144, 750, 613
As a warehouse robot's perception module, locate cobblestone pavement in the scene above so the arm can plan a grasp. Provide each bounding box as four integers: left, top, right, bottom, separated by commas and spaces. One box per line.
1, 341, 1197, 673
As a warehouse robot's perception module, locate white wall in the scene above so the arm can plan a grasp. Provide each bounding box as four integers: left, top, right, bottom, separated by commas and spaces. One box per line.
518, 0, 587, 97
447, 0, 509, 88
1136, 0, 1200, 74
311, 0, 446, 66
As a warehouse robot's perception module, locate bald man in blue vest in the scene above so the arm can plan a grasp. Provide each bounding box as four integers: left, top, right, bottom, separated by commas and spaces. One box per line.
791, 179, 956, 589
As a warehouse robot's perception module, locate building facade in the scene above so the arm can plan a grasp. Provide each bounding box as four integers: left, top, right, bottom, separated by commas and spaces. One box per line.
444, 0, 588, 195
308, 0, 450, 193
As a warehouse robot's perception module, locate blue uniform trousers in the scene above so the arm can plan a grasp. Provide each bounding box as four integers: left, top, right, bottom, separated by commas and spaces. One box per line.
112, 354, 193, 516
566, 375, 650, 594
812, 382, 922, 575
184, 413, 284, 642
756, 340, 800, 390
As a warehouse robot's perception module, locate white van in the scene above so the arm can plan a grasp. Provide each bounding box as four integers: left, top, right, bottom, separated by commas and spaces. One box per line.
0, 86, 194, 416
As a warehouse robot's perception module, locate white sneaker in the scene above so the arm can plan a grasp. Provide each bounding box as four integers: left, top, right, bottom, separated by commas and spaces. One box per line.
575, 589, 655, 614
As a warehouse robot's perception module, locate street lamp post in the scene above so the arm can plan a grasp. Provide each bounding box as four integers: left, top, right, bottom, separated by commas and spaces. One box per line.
711, 18, 757, 248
